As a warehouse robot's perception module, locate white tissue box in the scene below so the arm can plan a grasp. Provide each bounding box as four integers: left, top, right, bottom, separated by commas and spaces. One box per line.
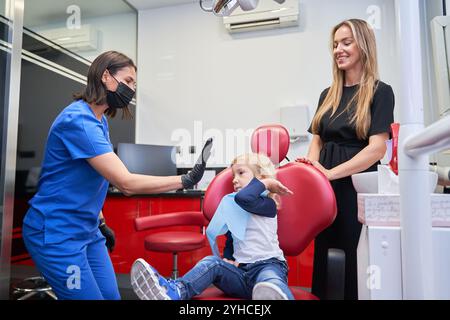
358, 193, 450, 227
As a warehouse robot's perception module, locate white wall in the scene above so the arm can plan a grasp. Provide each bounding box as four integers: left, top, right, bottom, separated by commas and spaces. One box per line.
136, 0, 400, 167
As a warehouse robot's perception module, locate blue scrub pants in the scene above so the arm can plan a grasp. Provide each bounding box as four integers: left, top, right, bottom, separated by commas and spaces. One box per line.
22, 224, 121, 300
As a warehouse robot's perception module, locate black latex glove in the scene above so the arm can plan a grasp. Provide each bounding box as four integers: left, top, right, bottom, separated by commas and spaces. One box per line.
99, 221, 116, 253
181, 138, 213, 189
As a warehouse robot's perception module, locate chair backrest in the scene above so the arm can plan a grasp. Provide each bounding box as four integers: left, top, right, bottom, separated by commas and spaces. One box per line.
202, 124, 337, 256
203, 168, 234, 221
276, 162, 336, 255
250, 124, 290, 166
252, 124, 336, 256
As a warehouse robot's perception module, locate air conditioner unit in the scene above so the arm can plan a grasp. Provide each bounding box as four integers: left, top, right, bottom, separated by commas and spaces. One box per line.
223, 0, 299, 33
38, 24, 99, 51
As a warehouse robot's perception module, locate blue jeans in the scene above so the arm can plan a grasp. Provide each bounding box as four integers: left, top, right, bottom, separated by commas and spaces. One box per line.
22, 223, 121, 300
175, 256, 294, 300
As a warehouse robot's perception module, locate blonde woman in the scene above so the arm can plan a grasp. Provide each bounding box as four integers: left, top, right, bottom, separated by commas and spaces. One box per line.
131, 153, 294, 300
297, 19, 395, 300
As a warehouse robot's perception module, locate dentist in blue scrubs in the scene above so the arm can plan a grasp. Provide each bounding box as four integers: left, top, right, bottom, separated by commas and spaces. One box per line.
22, 51, 212, 300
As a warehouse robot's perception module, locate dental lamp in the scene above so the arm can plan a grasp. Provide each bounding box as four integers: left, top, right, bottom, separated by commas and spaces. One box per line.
200, 0, 286, 16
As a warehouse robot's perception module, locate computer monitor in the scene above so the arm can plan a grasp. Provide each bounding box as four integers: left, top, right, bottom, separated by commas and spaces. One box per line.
117, 143, 177, 176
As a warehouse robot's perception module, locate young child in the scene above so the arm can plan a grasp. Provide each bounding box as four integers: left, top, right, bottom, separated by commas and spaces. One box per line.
130, 153, 294, 300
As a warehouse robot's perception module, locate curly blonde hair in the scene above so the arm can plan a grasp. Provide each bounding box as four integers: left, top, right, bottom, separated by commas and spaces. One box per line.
231, 153, 281, 209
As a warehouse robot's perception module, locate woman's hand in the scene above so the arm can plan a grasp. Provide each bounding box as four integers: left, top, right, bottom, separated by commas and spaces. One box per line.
223, 258, 239, 267
260, 178, 293, 195
311, 161, 335, 180
295, 157, 313, 165
181, 138, 213, 189
99, 221, 116, 253
295, 157, 335, 180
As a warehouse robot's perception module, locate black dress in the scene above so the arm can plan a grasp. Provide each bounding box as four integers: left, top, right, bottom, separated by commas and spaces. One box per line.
308, 81, 395, 300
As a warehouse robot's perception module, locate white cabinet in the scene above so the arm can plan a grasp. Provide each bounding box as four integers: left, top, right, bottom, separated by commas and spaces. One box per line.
357, 193, 450, 299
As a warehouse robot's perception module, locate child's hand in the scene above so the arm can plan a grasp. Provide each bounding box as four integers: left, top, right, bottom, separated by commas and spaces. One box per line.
223, 258, 239, 267
268, 193, 282, 210
261, 178, 293, 195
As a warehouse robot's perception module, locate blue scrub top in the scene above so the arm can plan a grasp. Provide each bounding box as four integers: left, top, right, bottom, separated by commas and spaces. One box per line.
23, 99, 113, 244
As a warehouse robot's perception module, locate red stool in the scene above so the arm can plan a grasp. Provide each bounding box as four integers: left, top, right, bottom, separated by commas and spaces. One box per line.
135, 211, 207, 279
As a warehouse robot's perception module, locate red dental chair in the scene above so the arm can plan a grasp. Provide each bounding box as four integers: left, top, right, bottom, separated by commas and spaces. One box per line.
135, 124, 343, 299
194, 124, 341, 300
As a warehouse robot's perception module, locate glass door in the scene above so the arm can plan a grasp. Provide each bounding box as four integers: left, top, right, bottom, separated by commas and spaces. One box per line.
0, 0, 24, 300
5, 0, 137, 300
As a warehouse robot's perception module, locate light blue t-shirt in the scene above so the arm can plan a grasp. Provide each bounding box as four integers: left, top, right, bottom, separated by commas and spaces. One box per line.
23, 100, 113, 244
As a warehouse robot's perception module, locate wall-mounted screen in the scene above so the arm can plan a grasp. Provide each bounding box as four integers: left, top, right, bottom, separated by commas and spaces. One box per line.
117, 143, 177, 176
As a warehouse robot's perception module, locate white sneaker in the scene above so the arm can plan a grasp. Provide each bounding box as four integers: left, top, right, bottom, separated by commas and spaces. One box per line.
252, 282, 289, 300
130, 258, 180, 300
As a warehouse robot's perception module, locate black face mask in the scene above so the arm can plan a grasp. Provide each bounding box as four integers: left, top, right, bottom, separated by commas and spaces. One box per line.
106, 74, 135, 109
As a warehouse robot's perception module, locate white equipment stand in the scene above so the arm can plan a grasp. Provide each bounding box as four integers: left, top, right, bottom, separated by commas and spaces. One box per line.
357, 0, 450, 300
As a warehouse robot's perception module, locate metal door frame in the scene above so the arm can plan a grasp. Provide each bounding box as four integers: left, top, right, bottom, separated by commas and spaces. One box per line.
0, 0, 24, 300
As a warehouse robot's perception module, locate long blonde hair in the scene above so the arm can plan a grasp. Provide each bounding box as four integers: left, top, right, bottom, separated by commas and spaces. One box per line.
311, 19, 379, 140
231, 153, 281, 209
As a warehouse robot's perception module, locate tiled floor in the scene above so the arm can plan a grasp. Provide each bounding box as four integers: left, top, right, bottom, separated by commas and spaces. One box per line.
9, 264, 310, 300
9, 264, 139, 300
